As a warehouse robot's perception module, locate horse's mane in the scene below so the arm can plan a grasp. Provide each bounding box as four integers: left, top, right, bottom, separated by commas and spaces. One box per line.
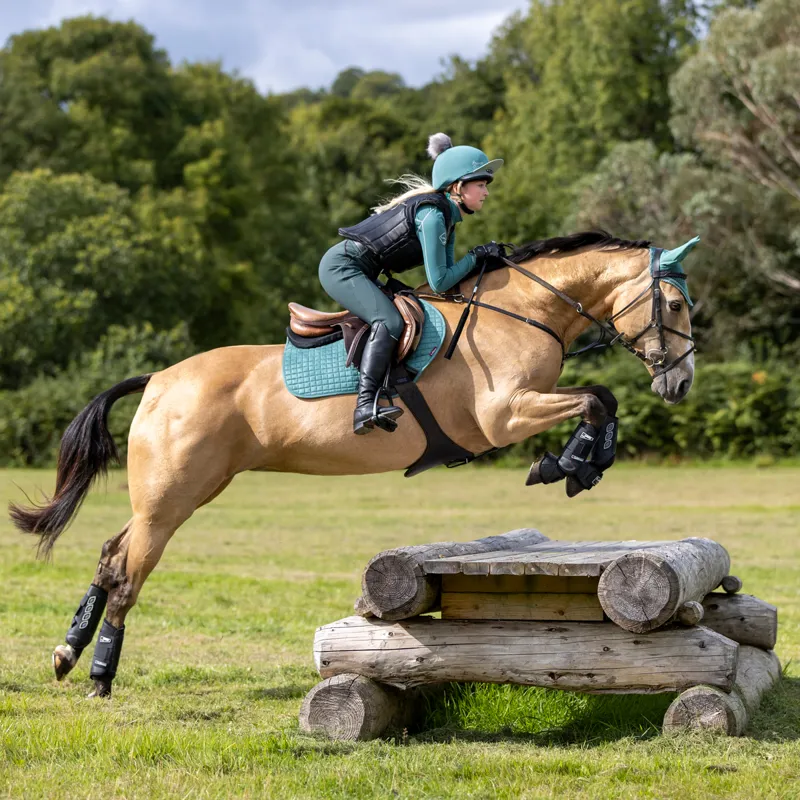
509, 230, 650, 263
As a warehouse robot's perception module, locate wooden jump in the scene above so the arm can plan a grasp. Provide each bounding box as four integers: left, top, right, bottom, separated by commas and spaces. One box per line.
301, 529, 781, 741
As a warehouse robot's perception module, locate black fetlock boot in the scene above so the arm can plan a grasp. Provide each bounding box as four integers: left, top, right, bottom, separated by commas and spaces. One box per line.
353, 322, 404, 435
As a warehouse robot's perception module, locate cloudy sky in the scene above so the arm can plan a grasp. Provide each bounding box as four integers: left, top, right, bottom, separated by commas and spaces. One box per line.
0, 0, 528, 93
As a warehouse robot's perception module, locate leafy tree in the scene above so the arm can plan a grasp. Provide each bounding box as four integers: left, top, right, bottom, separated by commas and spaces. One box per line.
351, 71, 405, 101
0, 169, 218, 388
330, 67, 366, 98
475, 0, 699, 243
570, 141, 800, 356
670, 0, 800, 293
0, 15, 180, 191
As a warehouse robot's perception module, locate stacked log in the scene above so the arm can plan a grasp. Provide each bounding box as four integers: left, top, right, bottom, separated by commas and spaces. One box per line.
597, 538, 730, 633
313, 615, 738, 693
663, 646, 781, 735
700, 593, 777, 649
299, 674, 417, 741
360, 528, 548, 620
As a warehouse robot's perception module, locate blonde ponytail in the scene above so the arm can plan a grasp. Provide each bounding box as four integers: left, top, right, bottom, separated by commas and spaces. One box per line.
371, 173, 439, 214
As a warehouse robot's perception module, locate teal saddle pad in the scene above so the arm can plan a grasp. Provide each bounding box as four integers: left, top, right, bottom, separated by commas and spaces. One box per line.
282, 300, 446, 399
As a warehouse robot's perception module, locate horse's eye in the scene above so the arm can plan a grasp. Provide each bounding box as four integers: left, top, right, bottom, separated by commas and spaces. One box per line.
668, 300, 682, 313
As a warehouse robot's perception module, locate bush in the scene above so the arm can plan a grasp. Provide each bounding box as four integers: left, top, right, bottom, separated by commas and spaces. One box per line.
0, 323, 194, 466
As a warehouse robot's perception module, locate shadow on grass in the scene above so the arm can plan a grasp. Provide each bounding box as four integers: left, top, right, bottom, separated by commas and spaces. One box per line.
415, 675, 800, 746
748, 676, 800, 741
248, 685, 309, 701
416, 683, 675, 747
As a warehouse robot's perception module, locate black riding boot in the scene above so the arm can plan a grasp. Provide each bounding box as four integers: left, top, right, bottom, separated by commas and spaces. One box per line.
353, 322, 404, 435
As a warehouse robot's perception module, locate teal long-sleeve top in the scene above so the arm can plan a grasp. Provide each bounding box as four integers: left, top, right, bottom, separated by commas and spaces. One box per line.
414, 197, 476, 293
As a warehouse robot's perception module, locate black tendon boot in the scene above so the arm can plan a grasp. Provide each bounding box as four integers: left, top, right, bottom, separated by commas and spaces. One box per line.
527, 421, 602, 492
88, 619, 125, 698
353, 322, 404, 435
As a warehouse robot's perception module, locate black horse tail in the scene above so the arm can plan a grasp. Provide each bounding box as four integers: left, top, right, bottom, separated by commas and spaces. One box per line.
10, 374, 153, 558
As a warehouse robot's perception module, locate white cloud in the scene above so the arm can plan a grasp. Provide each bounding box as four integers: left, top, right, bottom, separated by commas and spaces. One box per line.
0, 0, 528, 92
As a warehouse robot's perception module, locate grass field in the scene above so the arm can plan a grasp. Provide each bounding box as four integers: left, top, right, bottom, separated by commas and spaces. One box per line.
0, 464, 798, 799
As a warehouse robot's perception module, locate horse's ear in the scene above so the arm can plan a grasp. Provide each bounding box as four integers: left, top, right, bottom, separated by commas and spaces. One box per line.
662, 235, 700, 266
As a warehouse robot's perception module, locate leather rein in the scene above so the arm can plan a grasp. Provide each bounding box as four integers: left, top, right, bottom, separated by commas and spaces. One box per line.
419, 247, 696, 377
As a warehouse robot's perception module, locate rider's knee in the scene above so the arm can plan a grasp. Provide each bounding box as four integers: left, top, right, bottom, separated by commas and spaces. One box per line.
380, 313, 405, 341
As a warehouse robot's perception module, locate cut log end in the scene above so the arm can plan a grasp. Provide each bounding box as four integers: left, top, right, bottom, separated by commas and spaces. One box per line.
663, 646, 781, 737
598, 539, 730, 633
598, 553, 679, 633
663, 685, 746, 736
299, 674, 402, 741
362, 552, 438, 620
676, 600, 704, 626
721, 575, 743, 594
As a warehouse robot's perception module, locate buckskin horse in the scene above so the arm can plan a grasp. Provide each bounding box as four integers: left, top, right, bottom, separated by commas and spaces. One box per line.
10, 231, 698, 697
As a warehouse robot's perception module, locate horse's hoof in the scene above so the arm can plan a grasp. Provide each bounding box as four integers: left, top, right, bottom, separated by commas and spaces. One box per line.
87, 679, 112, 699
526, 454, 564, 486
53, 644, 78, 681
525, 459, 543, 486
565, 476, 586, 498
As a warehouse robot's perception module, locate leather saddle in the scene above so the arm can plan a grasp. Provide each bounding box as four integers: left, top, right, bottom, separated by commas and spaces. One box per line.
288, 292, 426, 368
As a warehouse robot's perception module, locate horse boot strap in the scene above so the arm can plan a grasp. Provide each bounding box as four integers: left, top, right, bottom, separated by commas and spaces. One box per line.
592, 416, 618, 472
556, 421, 600, 475
566, 416, 618, 497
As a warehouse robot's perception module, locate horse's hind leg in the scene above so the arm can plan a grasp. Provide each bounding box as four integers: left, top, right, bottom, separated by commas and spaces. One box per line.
52, 523, 132, 681
85, 473, 235, 698
53, 473, 234, 694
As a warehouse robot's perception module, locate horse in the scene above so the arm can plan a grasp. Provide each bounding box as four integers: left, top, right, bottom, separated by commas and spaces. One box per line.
10, 230, 697, 698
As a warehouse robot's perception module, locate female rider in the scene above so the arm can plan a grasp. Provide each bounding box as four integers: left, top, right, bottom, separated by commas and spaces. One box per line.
319, 132, 504, 435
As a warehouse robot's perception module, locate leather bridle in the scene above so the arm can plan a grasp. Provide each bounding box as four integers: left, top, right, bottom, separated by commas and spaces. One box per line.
428, 246, 695, 377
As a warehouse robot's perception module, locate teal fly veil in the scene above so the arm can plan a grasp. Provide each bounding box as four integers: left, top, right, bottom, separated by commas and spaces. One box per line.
652, 235, 699, 307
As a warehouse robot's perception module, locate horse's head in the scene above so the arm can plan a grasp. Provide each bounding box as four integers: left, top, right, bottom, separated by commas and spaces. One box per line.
610, 238, 698, 405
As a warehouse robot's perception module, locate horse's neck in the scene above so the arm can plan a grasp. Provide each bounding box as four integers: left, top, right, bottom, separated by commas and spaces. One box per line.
490, 249, 648, 346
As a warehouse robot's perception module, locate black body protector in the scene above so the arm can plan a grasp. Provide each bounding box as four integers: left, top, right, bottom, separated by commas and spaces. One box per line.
339, 192, 453, 274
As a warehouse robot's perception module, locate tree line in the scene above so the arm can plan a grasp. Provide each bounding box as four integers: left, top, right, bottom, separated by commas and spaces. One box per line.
0, 0, 798, 464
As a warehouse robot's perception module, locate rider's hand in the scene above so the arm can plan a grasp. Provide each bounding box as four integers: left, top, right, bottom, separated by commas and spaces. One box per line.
470, 242, 505, 266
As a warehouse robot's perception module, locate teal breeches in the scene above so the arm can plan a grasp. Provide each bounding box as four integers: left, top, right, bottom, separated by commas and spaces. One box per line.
318, 240, 404, 340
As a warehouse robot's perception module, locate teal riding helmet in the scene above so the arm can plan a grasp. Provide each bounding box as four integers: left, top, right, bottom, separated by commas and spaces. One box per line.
429, 134, 504, 190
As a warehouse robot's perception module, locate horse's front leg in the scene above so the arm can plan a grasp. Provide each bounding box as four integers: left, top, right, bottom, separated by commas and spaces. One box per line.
548, 386, 619, 496
486, 385, 617, 496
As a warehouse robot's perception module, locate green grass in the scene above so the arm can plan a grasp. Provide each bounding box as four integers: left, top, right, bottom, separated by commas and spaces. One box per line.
0, 464, 798, 799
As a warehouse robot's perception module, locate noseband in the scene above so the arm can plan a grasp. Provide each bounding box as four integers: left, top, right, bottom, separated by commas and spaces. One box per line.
434, 246, 695, 376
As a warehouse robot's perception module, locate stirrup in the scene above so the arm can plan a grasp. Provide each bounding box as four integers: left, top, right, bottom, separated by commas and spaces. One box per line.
371, 386, 403, 433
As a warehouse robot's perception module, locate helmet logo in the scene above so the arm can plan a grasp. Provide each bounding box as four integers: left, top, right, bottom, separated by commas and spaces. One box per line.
471, 159, 484, 169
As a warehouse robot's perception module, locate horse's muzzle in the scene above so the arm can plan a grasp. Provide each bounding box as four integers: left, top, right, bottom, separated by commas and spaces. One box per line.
651, 353, 694, 405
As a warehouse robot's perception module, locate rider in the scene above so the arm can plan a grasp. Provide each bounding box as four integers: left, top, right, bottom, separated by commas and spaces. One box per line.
319, 132, 504, 435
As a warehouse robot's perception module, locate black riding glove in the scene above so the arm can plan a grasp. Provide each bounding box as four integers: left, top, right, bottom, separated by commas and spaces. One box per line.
470, 242, 505, 267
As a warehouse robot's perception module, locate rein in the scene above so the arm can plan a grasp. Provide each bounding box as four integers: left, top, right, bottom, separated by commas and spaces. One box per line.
420, 247, 695, 376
